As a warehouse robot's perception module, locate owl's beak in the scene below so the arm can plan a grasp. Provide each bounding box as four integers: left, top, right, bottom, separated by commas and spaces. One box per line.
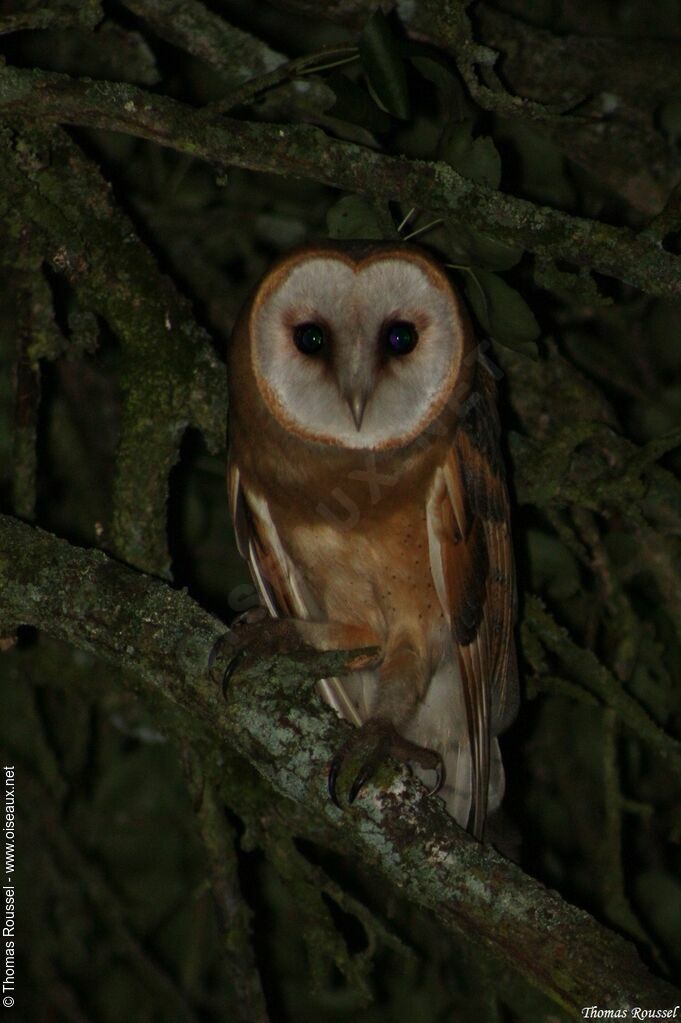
336, 353, 371, 431
348, 391, 367, 431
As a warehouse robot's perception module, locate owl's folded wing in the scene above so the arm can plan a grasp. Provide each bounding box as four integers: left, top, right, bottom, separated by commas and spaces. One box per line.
228, 460, 305, 618
426, 372, 517, 838
228, 459, 365, 727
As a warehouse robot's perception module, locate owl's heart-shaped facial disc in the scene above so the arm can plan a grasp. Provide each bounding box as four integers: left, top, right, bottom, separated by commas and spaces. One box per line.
249, 247, 468, 450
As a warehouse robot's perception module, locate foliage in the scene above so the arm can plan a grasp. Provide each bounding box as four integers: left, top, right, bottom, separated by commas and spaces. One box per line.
0, 1, 680, 1021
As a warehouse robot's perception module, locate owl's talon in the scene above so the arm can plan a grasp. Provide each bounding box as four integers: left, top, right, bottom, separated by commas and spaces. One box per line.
327, 756, 343, 808
345, 649, 382, 672
221, 648, 247, 699
231, 606, 268, 629
327, 718, 442, 807
348, 758, 379, 805
426, 756, 446, 796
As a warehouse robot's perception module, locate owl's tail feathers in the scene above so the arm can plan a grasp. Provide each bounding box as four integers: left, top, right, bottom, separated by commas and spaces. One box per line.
445, 737, 504, 831
416, 738, 505, 833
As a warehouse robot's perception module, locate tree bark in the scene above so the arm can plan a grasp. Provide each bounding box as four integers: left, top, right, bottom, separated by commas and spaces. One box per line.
1, 512, 678, 1018
0, 66, 679, 297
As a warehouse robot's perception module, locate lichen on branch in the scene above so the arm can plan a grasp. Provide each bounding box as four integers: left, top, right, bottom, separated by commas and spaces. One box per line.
0, 123, 226, 576
0, 66, 678, 297
0, 512, 678, 1017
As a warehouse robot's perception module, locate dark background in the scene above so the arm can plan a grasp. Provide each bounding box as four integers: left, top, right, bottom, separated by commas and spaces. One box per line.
1, 0, 680, 1020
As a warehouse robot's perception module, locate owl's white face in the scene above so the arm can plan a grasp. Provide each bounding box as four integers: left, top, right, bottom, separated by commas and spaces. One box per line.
249, 250, 467, 450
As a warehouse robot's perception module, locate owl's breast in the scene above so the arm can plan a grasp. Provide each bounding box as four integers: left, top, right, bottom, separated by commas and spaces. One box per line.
283, 495, 448, 665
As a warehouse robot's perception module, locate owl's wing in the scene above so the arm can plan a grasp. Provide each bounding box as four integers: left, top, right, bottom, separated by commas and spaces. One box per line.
426, 367, 517, 839
228, 460, 307, 618
228, 459, 365, 726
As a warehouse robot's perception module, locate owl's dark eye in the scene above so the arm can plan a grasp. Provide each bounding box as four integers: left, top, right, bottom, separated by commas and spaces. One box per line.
294, 322, 325, 355
385, 320, 418, 356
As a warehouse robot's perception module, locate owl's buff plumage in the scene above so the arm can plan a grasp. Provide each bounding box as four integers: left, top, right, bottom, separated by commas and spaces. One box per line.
227, 241, 518, 839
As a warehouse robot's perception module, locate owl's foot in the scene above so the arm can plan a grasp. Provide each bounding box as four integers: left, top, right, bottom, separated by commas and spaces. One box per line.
344, 649, 382, 672
230, 606, 269, 629
214, 616, 380, 696
213, 618, 315, 697
327, 718, 444, 807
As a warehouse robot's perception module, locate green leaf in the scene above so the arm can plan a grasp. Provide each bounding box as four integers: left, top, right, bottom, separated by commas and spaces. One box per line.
445, 225, 521, 270
645, 298, 681, 373
441, 122, 501, 189
658, 98, 681, 145
408, 53, 466, 121
358, 11, 410, 120
631, 387, 681, 442
326, 196, 387, 240
326, 71, 392, 134
508, 122, 575, 209
462, 269, 540, 356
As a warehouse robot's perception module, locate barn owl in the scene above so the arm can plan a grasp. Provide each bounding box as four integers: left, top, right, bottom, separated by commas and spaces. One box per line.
226, 241, 518, 839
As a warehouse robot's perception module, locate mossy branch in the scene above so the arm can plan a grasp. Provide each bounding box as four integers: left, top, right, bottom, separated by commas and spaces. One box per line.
21, 771, 202, 1023
415, 2, 681, 213
0, 66, 679, 296
0, 1, 102, 35
0, 124, 227, 576
180, 749, 270, 1023
121, 0, 282, 80
523, 596, 681, 768
0, 512, 678, 1017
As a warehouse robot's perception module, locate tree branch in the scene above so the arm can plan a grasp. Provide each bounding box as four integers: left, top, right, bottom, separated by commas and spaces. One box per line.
0, 512, 678, 1017
0, 123, 227, 576
473, 7, 681, 216
121, 0, 282, 80
0, 1, 102, 35
0, 66, 679, 296
225, 0, 680, 212
119, 0, 332, 117
180, 749, 270, 1023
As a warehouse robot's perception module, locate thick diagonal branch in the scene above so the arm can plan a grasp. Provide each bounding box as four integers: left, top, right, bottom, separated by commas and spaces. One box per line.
0, 66, 678, 296
0, 512, 678, 1017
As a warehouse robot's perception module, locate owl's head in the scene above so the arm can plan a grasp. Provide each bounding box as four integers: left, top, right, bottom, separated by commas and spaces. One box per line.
235, 242, 471, 451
